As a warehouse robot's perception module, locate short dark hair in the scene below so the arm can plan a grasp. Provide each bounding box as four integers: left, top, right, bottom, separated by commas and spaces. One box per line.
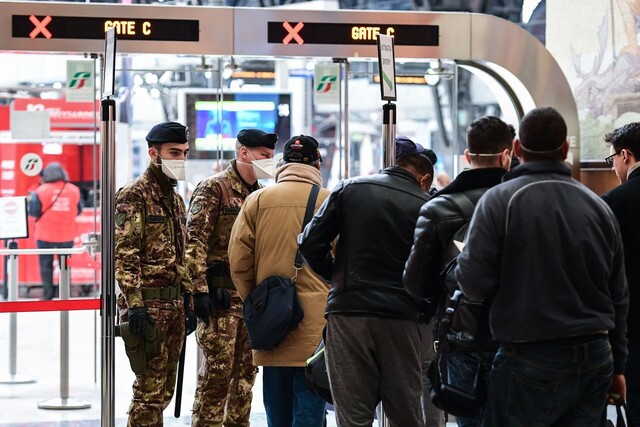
396, 154, 434, 177
466, 116, 514, 154
519, 107, 567, 161
604, 122, 640, 157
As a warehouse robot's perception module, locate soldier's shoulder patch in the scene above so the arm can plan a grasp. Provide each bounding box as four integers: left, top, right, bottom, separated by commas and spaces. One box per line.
115, 212, 126, 227
190, 202, 202, 215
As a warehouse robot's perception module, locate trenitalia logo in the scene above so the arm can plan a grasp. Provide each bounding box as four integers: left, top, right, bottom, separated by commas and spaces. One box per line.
68, 72, 92, 89
316, 75, 337, 92
24, 158, 39, 171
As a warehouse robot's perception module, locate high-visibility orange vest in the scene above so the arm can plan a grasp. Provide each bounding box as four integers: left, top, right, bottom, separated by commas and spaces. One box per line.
34, 181, 81, 242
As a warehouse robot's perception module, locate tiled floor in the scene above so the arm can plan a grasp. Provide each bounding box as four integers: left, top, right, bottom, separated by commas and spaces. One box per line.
0, 308, 620, 426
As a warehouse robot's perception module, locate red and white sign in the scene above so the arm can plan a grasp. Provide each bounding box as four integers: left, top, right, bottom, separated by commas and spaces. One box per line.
0, 196, 29, 239
12, 98, 99, 129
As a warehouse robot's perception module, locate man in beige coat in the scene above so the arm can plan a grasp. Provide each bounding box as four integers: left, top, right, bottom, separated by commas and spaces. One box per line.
228, 135, 330, 427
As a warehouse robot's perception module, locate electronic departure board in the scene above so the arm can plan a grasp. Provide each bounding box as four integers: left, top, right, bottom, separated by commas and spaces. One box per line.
12, 15, 200, 42
267, 21, 439, 46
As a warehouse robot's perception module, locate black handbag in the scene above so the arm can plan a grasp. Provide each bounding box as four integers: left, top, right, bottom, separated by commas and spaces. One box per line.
606, 399, 636, 427
305, 326, 333, 404
426, 291, 488, 418
243, 185, 320, 351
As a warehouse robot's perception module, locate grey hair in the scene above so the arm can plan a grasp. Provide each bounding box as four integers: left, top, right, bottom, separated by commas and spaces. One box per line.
41, 162, 68, 183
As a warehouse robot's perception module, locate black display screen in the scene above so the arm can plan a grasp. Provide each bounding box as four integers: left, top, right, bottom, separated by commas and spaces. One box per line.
12, 15, 200, 42
267, 21, 439, 46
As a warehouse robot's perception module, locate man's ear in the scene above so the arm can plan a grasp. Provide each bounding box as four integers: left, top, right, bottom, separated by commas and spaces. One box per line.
464, 148, 471, 165
421, 173, 433, 192
622, 148, 636, 165
513, 140, 521, 157
560, 140, 570, 161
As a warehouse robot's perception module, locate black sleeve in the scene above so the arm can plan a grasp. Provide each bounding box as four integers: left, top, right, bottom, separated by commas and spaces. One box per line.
403, 200, 446, 306
298, 183, 344, 282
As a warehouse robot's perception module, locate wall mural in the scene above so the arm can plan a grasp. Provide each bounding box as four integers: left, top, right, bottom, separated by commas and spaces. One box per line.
547, 0, 640, 160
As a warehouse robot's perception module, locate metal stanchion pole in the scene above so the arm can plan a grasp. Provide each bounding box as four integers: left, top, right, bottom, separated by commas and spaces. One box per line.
0, 241, 35, 384
378, 102, 395, 427
38, 254, 91, 409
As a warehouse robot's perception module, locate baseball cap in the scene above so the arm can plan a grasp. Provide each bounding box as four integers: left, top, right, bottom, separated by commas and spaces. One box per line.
283, 135, 322, 164
396, 136, 437, 165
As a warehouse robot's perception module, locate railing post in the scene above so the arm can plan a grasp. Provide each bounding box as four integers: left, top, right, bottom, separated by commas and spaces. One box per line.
38, 254, 91, 410
0, 240, 35, 385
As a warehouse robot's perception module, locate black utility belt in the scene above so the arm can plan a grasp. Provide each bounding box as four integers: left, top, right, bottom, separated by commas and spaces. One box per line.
141, 286, 180, 301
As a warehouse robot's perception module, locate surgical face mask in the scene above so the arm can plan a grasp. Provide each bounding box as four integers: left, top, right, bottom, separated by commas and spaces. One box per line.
245, 148, 275, 180
155, 150, 187, 181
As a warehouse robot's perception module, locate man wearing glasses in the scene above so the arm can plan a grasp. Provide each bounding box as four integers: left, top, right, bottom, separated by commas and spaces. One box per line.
602, 122, 640, 425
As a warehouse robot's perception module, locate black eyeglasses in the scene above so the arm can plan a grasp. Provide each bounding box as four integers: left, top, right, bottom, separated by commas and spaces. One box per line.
605, 151, 621, 167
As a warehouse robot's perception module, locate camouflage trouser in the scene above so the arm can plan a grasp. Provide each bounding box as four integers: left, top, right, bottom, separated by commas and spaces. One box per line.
118, 296, 186, 427
191, 313, 257, 427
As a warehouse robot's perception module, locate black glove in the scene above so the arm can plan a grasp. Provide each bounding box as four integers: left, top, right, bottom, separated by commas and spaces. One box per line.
185, 310, 198, 336
211, 288, 231, 310
193, 292, 214, 325
128, 306, 154, 337
183, 293, 198, 336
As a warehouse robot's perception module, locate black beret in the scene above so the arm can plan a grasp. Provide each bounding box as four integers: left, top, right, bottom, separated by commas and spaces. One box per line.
146, 122, 189, 147
237, 128, 278, 149
283, 135, 322, 164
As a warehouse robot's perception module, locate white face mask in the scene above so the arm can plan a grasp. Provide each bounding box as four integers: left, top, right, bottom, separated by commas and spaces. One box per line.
244, 148, 275, 180
155, 150, 187, 181
251, 158, 275, 179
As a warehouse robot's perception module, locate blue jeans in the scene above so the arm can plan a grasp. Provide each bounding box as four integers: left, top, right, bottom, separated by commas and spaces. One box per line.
36, 240, 73, 300
482, 336, 613, 427
447, 351, 495, 427
263, 366, 326, 427
626, 338, 640, 425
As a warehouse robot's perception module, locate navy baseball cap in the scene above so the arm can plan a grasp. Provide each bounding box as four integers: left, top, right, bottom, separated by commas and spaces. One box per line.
396, 136, 437, 165
146, 121, 189, 147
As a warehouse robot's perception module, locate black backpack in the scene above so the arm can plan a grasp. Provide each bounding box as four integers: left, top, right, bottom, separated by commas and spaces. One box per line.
436, 193, 497, 353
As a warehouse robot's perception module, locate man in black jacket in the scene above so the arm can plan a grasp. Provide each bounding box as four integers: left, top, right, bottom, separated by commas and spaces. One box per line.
455, 107, 628, 427
298, 137, 433, 427
403, 116, 514, 427
602, 122, 640, 424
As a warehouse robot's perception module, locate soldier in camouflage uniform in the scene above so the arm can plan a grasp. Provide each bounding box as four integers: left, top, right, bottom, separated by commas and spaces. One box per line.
188, 129, 277, 427
115, 121, 197, 427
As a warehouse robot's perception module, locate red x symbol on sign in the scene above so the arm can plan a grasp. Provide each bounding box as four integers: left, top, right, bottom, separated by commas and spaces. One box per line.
29, 15, 53, 39
282, 21, 304, 45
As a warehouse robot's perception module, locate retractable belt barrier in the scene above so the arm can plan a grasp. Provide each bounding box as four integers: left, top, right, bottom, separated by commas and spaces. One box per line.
0, 241, 98, 410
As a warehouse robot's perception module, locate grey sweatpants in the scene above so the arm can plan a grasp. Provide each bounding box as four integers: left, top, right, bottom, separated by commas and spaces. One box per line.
325, 314, 423, 427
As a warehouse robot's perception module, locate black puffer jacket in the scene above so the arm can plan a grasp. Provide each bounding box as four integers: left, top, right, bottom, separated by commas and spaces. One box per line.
403, 168, 507, 319
298, 166, 430, 320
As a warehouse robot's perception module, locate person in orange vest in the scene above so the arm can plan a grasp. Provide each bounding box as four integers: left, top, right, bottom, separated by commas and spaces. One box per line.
28, 162, 82, 300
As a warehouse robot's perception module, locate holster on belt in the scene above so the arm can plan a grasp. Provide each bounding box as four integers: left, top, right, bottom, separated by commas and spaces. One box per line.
206, 261, 235, 291
116, 321, 166, 375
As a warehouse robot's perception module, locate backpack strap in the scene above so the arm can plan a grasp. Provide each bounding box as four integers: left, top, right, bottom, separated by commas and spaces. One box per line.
441, 192, 475, 223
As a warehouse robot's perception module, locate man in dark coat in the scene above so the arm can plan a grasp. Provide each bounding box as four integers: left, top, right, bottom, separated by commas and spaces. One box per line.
602, 122, 640, 424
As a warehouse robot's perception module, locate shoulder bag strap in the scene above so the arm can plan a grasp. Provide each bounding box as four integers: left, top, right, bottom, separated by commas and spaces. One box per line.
293, 185, 320, 270
35, 182, 67, 223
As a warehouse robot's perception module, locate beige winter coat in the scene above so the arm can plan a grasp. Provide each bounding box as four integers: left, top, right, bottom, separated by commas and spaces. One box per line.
228, 162, 331, 367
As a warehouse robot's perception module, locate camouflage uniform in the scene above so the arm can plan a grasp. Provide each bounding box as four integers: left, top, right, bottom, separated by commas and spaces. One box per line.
115, 163, 191, 427
187, 160, 258, 427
